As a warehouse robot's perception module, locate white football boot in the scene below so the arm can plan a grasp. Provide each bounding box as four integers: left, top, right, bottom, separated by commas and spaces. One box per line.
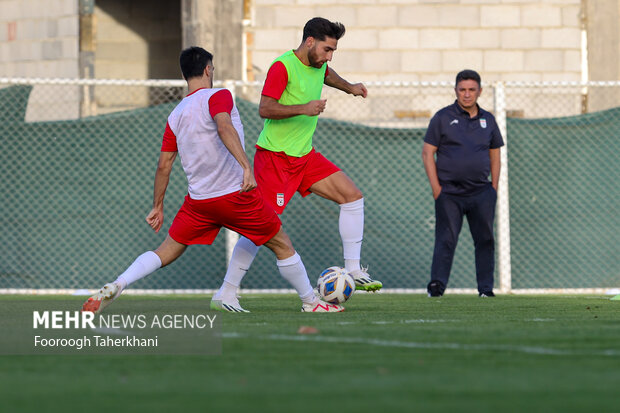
301, 299, 345, 313
349, 267, 383, 292
82, 283, 122, 314
210, 297, 250, 313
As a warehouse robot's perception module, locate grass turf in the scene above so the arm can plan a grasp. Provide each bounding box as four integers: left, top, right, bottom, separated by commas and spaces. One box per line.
1, 293, 619, 412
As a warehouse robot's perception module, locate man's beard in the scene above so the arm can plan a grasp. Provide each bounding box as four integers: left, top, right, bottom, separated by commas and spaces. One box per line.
308, 48, 323, 68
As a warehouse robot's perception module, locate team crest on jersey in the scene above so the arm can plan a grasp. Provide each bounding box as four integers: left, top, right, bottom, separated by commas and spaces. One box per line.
480, 118, 487, 128
276, 193, 285, 207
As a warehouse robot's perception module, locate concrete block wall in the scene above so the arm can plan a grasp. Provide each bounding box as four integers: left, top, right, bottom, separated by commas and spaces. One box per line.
0, 0, 601, 85
0, 0, 79, 78
249, 0, 583, 83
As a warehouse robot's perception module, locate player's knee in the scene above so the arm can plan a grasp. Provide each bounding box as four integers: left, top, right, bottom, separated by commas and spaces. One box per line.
155, 236, 187, 267
264, 228, 294, 257
341, 188, 363, 204
349, 188, 363, 202
275, 244, 295, 260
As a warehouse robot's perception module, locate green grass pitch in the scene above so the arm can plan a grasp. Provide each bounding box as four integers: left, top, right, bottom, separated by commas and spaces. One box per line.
1, 293, 619, 412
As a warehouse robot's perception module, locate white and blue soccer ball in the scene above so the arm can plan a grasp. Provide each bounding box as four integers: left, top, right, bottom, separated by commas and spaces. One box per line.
317, 266, 356, 304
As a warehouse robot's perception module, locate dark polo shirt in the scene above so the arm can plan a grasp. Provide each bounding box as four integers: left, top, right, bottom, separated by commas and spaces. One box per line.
424, 100, 504, 196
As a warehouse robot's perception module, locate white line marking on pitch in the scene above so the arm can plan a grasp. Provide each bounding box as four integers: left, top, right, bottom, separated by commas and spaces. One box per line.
402, 319, 451, 323
337, 319, 454, 326
221, 333, 620, 357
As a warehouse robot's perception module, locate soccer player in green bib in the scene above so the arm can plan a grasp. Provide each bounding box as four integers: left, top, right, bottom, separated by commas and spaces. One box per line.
212, 17, 382, 311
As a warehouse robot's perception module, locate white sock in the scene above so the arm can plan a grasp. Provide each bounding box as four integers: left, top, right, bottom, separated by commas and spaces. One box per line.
339, 198, 364, 272
218, 280, 239, 303
223, 236, 259, 287
276, 252, 315, 304
345, 259, 361, 273
114, 251, 162, 290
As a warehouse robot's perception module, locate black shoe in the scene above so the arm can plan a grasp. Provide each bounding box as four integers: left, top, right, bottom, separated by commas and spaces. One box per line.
479, 291, 495, 297
427, 281, 444, 297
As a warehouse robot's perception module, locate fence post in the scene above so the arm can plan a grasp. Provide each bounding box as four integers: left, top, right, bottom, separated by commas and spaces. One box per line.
494, 82, 512, 293
224, 80, 240, 266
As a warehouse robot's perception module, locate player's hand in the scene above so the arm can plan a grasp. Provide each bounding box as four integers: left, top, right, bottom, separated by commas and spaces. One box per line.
305, 99, 326, 116
433, 187, 442, 200
240, 168, 257, 193
146, 207, 164, 232
350, 83, 367, 98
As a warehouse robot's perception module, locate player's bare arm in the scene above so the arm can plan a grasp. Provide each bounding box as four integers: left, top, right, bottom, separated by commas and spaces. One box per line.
258, 95, 326, 119
324, 67, 367, 98
213, 112, 257, 193
146, 150, 177, 232
422, 142, 442, 200
489, 147, 501, 190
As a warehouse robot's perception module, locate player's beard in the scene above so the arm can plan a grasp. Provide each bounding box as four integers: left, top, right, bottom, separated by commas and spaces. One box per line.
307, 46, 323, 68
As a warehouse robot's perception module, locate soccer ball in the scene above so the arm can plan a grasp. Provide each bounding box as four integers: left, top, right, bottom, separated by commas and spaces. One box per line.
317, 266, 356, 304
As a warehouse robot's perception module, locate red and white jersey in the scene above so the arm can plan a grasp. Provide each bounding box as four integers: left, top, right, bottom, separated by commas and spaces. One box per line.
161, 88, 245, 200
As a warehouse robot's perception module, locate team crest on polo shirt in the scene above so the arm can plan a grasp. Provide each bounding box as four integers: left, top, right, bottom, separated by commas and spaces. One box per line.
276, 193, 285, 206
480, 118, 487, 128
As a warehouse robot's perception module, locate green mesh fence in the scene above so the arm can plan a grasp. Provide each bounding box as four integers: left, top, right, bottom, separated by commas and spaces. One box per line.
507, 109, 620, 288
0, 79, 618, 292
0, 85, 227, 290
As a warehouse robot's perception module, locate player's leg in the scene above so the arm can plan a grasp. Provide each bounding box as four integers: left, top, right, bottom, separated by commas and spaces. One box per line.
213, 148, 295, 306
211, 236, 259, 305
308, 171, 364, 270
211, 189, 343, 312
263, 228, 344, 312
466, 185, 497, 296
429, 193, 464, 296
308, 170, 382, 291
82, 235, 187, 313
216, 233, 345, 312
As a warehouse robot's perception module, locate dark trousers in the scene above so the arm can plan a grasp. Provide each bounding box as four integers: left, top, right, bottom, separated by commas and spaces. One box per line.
430, 185, 497, 293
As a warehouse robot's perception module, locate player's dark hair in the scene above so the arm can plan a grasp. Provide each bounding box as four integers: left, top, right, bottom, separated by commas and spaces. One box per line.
302, 17, 345, 41
455, 69, 481, 87
179, 47, 213, 80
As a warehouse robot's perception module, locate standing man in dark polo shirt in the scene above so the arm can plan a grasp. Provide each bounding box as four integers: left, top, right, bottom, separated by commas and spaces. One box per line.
422, 69, 504, 297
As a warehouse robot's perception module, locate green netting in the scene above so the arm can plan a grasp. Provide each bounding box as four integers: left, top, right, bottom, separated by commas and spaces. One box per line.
236, 98, 482, 289
0, 84, 484, 290
1, 82, 618, 291
0, 85, 226, 289
507, 110, 620, 288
